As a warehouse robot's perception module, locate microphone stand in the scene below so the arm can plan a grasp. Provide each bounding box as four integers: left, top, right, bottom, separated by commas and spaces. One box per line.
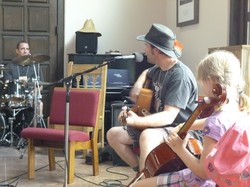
49, 53, 140, 185
57, 60, 113, 187
27, 53, 137, 185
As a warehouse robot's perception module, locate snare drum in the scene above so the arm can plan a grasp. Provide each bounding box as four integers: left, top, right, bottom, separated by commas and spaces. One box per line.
0, 113, 7, 141
7, 80, 26, 99
5, 80, 31, 109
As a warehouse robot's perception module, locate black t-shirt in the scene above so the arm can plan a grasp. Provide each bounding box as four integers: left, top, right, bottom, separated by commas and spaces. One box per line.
147, 61, 198, 123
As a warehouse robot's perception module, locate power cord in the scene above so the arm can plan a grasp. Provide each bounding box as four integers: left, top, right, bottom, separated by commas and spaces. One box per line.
56, 160, 130, 186
0, 163, 49, 187
99, 179, 125, 187
98, 166, 129, 187
0, 159, 131, 186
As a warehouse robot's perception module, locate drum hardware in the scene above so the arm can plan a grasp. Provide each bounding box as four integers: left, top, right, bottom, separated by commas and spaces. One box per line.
29, 62, 47, 128
0, 79, 28, 109
0, 64, 11, 76
2, 97, 25, 103
0, 113, 7, 141
16, 137, 27, 159
0, 67, 11, 71
2, 109, 23, 147
0, 79, 31, 147
0, 55, 49, 150
0, 64, 11, 71
16, 62, 47, 158
16, 112, 32, 158
27, 81, 52, 86
16, 90, 46, 159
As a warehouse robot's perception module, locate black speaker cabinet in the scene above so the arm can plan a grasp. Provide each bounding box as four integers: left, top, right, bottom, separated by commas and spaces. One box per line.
75, 32, 98, 54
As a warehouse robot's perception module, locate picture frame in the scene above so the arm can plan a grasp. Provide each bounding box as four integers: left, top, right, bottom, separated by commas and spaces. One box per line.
176, 0, 199, 27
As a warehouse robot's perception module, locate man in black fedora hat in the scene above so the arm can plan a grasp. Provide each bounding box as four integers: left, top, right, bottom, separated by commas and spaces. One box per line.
107, 24, 200, 173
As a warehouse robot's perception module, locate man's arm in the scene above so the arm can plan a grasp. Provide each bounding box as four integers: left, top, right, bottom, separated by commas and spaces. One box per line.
130, 69, 149, 103
125, 104, 180, 129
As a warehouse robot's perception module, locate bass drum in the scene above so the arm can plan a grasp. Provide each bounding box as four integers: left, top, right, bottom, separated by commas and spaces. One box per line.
0, 113, 6, 141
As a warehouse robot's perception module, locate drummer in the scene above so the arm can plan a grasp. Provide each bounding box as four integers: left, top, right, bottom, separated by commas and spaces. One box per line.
3, 40, 44, 126
4, 41, 44, 86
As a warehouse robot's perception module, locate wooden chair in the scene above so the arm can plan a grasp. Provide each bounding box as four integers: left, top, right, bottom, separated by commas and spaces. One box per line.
21, 87, 101, 184
67, 61, 107, 148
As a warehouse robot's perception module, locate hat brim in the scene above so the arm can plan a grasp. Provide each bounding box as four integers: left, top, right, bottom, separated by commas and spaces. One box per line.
136, 34, 181, 58
79, 30, 102, 37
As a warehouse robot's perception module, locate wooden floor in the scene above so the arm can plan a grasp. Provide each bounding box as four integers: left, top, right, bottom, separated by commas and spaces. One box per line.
0, 145, 135, 187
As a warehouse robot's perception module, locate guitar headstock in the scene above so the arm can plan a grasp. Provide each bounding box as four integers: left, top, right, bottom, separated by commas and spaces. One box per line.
202, 83, 227, 107
178, 83, 227, 139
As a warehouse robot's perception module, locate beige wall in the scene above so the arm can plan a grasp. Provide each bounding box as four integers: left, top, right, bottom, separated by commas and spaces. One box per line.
64, 0, 230, 94
64, 0, 168, 56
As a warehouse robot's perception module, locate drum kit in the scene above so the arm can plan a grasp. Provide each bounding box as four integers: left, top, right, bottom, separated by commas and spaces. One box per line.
0, 54, 50, 149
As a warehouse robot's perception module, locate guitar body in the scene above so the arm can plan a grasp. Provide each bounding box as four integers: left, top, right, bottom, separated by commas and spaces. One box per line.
128, 84, 226, 186
121, 78, 154, 127
145, 143, 186, 176
131, 88, 154, 116
128, 143, 187, 186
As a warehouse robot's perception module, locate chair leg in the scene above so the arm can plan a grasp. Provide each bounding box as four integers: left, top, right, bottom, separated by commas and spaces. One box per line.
68, 142, 75, 184
27, 139, 35, 179
92, 141, 99, 176
101, 123, 104, 148
48, 148, 56, 171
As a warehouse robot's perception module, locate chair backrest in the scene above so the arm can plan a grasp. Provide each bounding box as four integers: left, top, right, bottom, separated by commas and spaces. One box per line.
67, 62, 107, 147
67, 62, 107, 127
49, 87, 100, 127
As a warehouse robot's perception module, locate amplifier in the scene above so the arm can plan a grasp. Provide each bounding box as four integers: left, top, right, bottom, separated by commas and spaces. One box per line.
111, 102, 133, 127
75, 32, 98, 54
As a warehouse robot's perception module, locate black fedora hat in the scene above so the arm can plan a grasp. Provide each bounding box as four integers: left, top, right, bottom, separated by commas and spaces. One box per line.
136, 23, 182, 58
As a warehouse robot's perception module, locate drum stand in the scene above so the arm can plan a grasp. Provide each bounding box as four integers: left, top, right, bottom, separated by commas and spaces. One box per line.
2, 108, 22, 147
17, 77, 46, 158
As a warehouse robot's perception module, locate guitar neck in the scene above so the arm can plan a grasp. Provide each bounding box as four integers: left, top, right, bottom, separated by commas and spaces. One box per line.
177, 104, 206, 139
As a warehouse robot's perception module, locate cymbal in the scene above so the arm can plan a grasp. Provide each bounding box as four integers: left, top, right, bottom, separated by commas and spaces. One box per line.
12, 56, 30, 65
12, 54, 50, 66
32, 55, 50, 63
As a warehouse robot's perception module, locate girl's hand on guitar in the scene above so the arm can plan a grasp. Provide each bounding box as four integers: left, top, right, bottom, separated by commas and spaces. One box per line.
165, 132, 189, 154
171, 123, 184, 134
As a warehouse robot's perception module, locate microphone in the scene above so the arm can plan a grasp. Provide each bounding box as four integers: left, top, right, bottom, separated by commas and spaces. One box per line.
114, 52, 144, 62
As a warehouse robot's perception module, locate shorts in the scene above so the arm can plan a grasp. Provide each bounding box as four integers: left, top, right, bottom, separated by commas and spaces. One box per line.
126, 123, 179, 149
126, 126, 142, 148
126, 124, 203, 151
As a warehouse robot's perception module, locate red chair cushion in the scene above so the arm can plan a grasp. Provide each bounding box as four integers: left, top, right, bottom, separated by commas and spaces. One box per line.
21, 127, 90, 142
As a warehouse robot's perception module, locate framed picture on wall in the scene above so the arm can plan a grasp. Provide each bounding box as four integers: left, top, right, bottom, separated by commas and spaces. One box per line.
176, 0, 199, 27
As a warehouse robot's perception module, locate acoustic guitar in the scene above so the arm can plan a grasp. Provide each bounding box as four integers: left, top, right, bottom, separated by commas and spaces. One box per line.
121, 79, 154, 129
128, 83, 226, 186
